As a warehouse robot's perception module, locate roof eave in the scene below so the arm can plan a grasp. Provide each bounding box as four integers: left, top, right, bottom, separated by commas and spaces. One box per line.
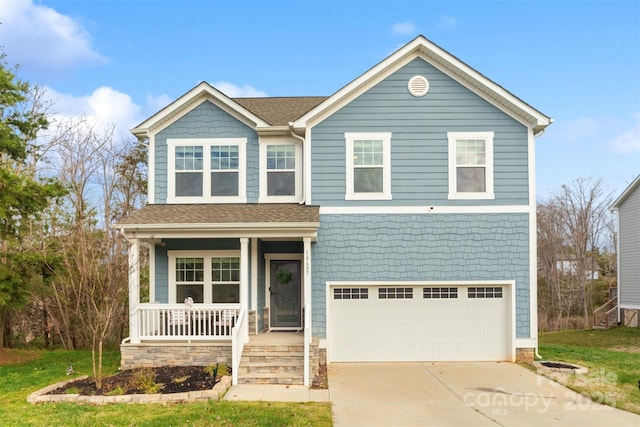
611, 175, 640, 210
130, 82, 271, 138
117, 221, 321, 241
292, 35, 552, 132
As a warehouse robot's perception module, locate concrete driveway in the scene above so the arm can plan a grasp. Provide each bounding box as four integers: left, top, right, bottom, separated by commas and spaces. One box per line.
329, 362, 640, 426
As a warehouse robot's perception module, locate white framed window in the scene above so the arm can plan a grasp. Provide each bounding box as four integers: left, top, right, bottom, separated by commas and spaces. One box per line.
345, 132, 392, 200
259, 140, 302, 203
447, 132, 494, 200
169, 251, 241, 304
167, 138, 246, 203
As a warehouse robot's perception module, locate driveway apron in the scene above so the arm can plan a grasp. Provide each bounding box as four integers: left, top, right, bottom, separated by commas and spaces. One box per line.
328, 362, 640, 427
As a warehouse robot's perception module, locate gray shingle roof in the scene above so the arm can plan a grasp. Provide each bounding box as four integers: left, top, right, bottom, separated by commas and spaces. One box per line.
118, 203, 320, 227
233, 97, 327, 126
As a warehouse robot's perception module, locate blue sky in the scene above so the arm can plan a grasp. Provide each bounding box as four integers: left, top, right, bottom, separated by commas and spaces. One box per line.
0, 0, 638, 199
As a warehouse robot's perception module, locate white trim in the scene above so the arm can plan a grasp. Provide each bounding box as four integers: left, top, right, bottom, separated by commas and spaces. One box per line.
250, 238, 258, 312
264, 253, 304, 330
327, 279, 513, 286
293, 36, 550, 132
514, 338, 537, 348
345, 132, 392, 200
620, 304, 640, 310
303, 237, 312, 386
131, 82, 270, 137
167, 138, 247, 204
240, 238, 249, 309
447, 131, 495, 200
149, 243, 156, 303
168, 250, 241, 304
615, 209, 621, 322
258, 137, 303, 203
128, 239, 140, 343
319, 205, 529, 215
528, 128, 538, 343
325, 280, 516, 363
611, 175, 640, 209
305, 128, 312, 204
148, 134, 156, 203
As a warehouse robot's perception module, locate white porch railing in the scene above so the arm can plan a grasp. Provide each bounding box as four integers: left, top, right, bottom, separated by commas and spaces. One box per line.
231, 307, 248, 385
136, 303, 241, 341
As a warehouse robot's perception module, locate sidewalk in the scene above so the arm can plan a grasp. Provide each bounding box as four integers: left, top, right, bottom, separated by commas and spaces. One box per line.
223, 384, 330, 402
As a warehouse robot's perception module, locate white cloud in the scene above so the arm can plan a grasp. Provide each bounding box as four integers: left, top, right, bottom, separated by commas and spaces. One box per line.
0, 0, 107, 74
437, 16, 457, 30
391, 21, 417, 36
213, 81, 267, 98
44, 86, 141, 140
608, 113, 640, 153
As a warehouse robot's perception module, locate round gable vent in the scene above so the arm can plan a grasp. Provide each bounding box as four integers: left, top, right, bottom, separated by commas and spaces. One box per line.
408, 75, 429, 97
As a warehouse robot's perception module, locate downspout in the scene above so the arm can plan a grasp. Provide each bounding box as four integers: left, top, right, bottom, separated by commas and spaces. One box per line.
289, 123, 306, 205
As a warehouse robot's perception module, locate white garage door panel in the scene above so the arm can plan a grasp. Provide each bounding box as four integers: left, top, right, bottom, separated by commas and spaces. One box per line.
329, 286, 509, 362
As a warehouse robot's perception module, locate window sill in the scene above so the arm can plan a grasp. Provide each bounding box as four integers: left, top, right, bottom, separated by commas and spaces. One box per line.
448, 192, 495, 200
258, 195, 302, 204
167, 196, 248, 204
345, 193, 393, 201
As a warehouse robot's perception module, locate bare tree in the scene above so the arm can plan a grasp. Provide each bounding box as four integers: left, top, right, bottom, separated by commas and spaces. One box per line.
45, 118, 145, 388
537, 177, 614, 329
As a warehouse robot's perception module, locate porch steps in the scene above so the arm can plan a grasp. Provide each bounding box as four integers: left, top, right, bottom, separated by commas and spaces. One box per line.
237, 335, 318, 385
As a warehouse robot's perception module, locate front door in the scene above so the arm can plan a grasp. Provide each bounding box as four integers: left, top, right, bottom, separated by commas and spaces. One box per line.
269, 260, 301, 328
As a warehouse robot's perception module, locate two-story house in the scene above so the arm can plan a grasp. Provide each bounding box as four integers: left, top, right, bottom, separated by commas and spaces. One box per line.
117, 35, 552, 386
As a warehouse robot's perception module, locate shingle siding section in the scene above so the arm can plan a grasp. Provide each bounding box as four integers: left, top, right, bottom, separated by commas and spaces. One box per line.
154, 101, 259, 203
312, 213, 531, 338
311, 58, 529, 206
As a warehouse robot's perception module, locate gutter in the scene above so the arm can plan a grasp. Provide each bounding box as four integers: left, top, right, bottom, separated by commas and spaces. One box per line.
289, 122, 306, 205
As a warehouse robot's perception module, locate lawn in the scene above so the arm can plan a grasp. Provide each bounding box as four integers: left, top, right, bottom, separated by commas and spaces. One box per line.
538, 326, 640, 415
0, 348, 333, 427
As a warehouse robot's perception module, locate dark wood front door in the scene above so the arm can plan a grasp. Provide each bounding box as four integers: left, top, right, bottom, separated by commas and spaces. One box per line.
269, 260, 301, 328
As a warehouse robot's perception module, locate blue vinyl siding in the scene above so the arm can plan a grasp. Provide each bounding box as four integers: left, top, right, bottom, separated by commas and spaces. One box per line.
311, 213, 531, 338
153, 101, 259, 203
311, 58, 529, 206
154, 245, 168, 303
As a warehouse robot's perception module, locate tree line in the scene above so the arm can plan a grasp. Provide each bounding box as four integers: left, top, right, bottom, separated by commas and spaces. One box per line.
0, 53, 147, 386
537, 177, 617, 330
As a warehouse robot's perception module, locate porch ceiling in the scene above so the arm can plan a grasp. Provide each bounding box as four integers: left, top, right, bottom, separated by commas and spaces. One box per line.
116, 203, 320, 239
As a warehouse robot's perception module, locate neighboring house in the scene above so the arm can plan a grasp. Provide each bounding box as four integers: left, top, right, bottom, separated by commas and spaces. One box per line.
117, 35, 552, 386
556, 256, 601, 280
612, 176, 640, 327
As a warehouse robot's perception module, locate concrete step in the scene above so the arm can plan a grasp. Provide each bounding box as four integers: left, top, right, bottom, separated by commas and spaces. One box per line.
242, 345, 304, 353
238, 365, 304, 374
238, 376, 303, 385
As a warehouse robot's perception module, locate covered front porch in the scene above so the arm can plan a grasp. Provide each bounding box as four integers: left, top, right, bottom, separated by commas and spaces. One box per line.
117, 204, 319, 385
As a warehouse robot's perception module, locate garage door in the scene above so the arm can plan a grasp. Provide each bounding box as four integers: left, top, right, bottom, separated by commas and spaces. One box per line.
328, 284, 510, 362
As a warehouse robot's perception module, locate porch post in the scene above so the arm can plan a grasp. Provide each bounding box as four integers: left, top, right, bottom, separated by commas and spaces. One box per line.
303, 237, 312, 386
240, 238, 250, 339
128, 238, 140, 344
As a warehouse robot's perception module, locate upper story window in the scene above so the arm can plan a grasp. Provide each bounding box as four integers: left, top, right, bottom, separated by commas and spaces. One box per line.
168, 138, 246, 203
259, 140, 302, 203
447, 132, 494, 200
345, 132, 392, 200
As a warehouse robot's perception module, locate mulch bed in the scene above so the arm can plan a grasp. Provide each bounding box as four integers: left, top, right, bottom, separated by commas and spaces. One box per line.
48, 366, 222, 396
49, 363, 329, 395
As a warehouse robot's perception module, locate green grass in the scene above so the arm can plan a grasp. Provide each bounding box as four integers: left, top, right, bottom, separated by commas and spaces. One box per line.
0, 349, 333, 426
539, 327, 640, 415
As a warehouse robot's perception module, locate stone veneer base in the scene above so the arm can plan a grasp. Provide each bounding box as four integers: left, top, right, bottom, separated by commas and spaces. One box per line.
27, 375, 232, 405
